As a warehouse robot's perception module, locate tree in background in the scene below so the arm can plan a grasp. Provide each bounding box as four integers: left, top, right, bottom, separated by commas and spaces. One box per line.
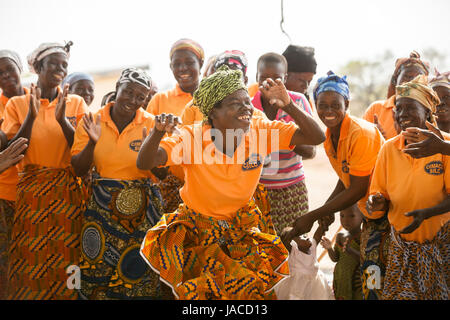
337, 48, 448, 116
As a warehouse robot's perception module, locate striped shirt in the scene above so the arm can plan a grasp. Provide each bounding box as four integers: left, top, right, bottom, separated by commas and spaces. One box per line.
252, 90, 313, 189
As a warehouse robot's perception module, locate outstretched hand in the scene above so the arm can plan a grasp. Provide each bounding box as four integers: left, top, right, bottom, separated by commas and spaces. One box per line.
154, 113, 181, 134
403, 122, 446, 158
366, 193, 388, 215
259, 78, 291, 109
0, 137, 28, 173
399, 209, 428, 234
82, 113, 101, 144
281, 213, 315, 249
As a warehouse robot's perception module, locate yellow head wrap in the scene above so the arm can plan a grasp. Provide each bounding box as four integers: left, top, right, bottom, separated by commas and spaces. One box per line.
193, 65, 247, 120
395, 74, 441, 116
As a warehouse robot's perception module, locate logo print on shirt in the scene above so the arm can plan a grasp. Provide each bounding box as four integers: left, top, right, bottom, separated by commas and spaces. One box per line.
342, 160, 349, 174
242, 154, 262, 171
129, 140, 142, 152
424, 161, 443, 175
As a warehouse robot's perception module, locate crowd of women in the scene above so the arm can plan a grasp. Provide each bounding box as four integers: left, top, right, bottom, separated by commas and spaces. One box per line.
0, 38, 448, 300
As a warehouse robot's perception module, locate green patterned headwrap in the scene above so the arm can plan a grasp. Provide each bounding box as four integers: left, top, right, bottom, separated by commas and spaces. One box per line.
193, 65, 247, 120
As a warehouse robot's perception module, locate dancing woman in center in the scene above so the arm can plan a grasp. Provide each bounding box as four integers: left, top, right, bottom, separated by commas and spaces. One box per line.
137, 65, 325, 300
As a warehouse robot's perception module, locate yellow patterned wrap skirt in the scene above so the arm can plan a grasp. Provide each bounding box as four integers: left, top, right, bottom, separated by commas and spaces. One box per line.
140, 190, 289, 300
7, 165, 86, 300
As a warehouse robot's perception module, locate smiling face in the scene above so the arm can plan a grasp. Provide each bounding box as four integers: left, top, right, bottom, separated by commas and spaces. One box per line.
0, 57, 21, 96
394, 97, 430, 131
170, 49, 202, 94
70, 79, 95, 106
316, 91, 348, 129
434, 86, 450, 124
285, 71, 314, 94
209, 89, 254, 132
114, 82, 149, 117
37, 53, 68, 89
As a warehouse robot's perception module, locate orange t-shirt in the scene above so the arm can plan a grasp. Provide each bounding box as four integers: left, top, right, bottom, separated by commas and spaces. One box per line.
324, 114, 385, 215
363, 95, 398, 140
2, 91, 87, 172
159, 118, 298, 220
368, 135, 450, 243
72, 103, 156, 181
146, 84, 192, 117
0, 89, 28, 201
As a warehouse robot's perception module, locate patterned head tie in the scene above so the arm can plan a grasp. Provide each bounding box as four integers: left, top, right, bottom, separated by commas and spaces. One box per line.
313, 70, 350, 102
193, 65, 247, 120
387, 51, 430, 98
62, 72, 94, 89
170, 38, 204, 63
214, 50, 248, 76
27, 41, 73, 74
395, 74, 440, 122
0, 49, 23, 73
429, 69, 450, 90
117, 67, 152, 90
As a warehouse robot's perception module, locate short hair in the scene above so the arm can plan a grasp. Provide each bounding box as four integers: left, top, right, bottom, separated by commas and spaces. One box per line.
257, 52, 288, 71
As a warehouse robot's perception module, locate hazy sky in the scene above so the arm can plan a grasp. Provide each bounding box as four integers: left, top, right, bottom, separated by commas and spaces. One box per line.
1, 0, 449, 90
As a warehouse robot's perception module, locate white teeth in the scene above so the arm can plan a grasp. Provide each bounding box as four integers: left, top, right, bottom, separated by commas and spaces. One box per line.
238, 115, 250, 120
325, 116, 335, 120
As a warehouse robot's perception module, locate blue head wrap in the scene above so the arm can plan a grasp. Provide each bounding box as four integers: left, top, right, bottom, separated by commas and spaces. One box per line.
62, 72, 94, 89
313, 71, 350, 102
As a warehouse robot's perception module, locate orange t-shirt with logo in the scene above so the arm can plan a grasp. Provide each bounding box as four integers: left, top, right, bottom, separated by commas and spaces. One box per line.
324, 113, 385, 215
368, 135, 450, 243
0, 90, 28, 201
72, 103, 156, 181
2, 91, 87, 172
159, 118, 297, 220
363, 95, 398, 140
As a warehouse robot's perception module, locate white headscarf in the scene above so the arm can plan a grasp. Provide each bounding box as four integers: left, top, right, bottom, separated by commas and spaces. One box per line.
27, 41, 73, 74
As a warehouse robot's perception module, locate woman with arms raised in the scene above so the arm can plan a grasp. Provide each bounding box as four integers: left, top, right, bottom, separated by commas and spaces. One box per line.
137, 65, 325, 300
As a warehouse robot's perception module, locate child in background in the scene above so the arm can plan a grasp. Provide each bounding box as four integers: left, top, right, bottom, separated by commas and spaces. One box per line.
276, 223, 334, 300
321, 204, 363, 300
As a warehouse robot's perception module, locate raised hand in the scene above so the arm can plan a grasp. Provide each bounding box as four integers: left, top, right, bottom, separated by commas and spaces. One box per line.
259, 78, 291, 109
28, 83, 41, 119
366, 193, 388, 215
154, 113, 181, 134
399, 209, 428, 234
320, 237, 332, 250
403, 122, 446, 158
0, 137, 28, 173
82, 113, 101, 144
55, 84, 69, 123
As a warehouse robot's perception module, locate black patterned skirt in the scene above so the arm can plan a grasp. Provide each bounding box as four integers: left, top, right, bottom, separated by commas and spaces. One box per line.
382, 222, 449, 300
78, 175, 171, 300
